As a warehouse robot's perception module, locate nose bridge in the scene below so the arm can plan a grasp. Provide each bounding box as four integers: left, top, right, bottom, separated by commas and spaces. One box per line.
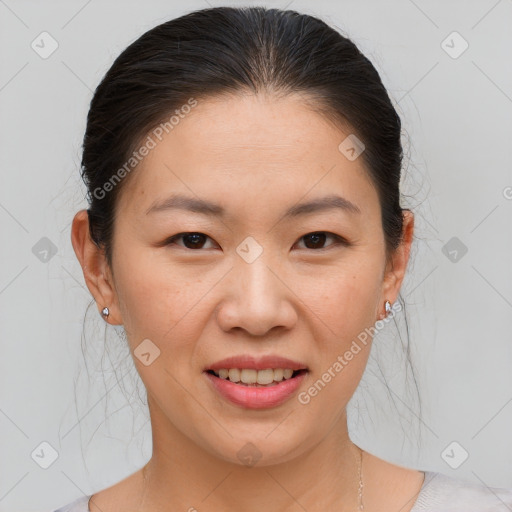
235, 236, 279, 309
216, 235, 295, 335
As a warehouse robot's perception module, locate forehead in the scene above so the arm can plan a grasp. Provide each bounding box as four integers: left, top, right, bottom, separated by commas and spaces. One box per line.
117, 92, 379, 220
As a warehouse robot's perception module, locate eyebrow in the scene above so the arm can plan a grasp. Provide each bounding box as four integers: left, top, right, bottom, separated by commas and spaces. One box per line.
145, 193, 361, 218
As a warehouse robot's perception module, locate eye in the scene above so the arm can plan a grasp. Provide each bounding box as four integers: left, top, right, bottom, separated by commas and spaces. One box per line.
163, 231, 349, 251
295, 232, 349, 251
165, 232, 217, 250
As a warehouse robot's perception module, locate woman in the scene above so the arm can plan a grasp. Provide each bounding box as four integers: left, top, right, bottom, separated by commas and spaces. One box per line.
54, 6, 512, 511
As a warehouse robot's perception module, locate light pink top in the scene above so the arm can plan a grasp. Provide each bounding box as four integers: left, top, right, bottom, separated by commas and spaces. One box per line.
52, 471, 512, 511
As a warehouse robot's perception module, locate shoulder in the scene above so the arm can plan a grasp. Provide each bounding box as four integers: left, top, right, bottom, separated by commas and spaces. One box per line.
52, 465, 146, 512
411, 471, 512, 511
51, 495, 91, 512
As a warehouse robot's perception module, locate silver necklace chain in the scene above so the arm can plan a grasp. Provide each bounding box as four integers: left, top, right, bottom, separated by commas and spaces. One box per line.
357, 445, 364, 511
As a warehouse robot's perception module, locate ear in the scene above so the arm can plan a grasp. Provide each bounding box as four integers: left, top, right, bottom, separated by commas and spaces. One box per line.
378, 210, 414, 319
70, 209, 122, 325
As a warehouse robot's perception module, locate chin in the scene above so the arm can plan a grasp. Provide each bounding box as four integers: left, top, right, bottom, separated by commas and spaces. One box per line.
200, 429, 313, 468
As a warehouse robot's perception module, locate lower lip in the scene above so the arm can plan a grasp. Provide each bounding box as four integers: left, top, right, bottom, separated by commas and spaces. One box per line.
204, 371, 307, 409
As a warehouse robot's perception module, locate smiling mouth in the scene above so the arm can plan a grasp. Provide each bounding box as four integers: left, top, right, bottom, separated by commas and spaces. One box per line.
205, 368, 308, 387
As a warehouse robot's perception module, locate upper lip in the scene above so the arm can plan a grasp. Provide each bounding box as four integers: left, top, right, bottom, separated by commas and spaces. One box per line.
205, 355, 308, 372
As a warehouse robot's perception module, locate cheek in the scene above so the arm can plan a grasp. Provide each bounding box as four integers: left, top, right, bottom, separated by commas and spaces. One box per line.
296, 268, 379, 416
297, 259, 382, 342
113, 252, 192, 342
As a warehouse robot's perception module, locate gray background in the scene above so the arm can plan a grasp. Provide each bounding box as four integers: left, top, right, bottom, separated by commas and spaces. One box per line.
1, 1, 511, 510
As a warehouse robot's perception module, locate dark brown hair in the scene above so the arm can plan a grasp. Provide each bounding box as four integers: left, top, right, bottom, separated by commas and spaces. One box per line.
81, 6, 407, 268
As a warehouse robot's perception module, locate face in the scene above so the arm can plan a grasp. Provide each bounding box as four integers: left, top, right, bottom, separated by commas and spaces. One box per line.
73, 92, 413, 467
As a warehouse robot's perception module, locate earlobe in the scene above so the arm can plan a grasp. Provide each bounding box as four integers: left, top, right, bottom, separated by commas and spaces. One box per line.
70, 209, 121, 324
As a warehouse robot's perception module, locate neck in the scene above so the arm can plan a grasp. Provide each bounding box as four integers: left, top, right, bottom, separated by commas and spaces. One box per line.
137, 397, 363, 512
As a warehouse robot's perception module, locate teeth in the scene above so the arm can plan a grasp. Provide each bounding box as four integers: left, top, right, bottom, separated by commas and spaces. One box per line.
255, 369, 273, 385
283, 369, 293, 379
228, 368, 240, 382
211, 368, 299, 384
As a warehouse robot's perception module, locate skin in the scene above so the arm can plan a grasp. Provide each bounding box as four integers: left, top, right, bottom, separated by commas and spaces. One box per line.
72, 91, 423, 512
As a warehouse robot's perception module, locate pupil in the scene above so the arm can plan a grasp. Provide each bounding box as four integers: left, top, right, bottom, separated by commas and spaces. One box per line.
306, 232, 325, 249
185, 233, 204, 248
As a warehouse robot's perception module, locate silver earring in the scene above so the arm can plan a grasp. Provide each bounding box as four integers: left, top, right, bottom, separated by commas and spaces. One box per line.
384, 300, 392, 316
101, 307, 110, 319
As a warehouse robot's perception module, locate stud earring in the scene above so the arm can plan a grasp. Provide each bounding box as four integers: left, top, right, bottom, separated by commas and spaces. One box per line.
384, 300, 392, 317
101, 307, 110, 319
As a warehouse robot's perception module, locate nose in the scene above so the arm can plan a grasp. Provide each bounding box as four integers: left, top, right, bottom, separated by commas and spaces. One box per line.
215, 253, 297, 337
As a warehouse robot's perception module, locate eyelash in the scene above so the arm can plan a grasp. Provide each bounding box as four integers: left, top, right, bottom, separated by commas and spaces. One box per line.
163, 231, 349, 251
